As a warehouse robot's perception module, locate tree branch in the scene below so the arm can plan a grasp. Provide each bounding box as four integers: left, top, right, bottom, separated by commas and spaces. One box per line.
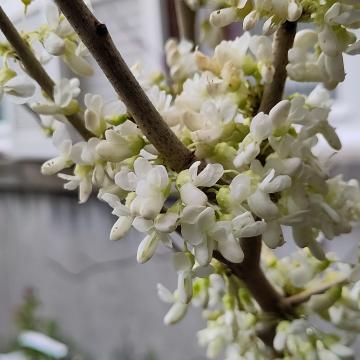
0, 6, 92, 141
174, 0, 196, 43
215, 237, 293, 317
54, 0, 195, 172
258, 21, 297, 114
214, 22, 299, 320
285, 275, 348, 308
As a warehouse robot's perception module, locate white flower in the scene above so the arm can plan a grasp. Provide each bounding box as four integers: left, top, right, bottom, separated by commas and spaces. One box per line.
165, 39, 197, 82
210, 7, 238, 28
230, 168, 291, 221
96, 120, 144, 162
173, 252, 195, 304
181, 206, 216, 266
233, 112, 272, 168
0, 75, 35, 104
132, 212, 178, 263
179, 161, 224, 206
100, 192, 134, 240
115, 157, 170, 219
183, 97, 237, 143
249, 35, 274, 83
212, 221, 245, 263
157, 283, 189, 325
41, 139, 72, 175
32, 78, 80, 115
44, 3, 93, 76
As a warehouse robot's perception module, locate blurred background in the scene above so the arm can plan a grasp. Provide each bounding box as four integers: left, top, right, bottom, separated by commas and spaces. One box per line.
0, 0, 359, 359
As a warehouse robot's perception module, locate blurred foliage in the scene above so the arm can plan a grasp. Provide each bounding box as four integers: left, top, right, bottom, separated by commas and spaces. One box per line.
1, 289, 160, 360
2, 288, 89, 360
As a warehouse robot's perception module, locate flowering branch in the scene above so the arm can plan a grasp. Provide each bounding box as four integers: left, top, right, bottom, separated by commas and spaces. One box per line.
0, 6, 92, 140
258, 21, 297, 114
217, 22, 299, 319
54, 0, 195, 172
174, 0, 196, 43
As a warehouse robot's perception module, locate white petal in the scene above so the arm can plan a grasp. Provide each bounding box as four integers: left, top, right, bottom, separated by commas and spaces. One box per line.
260, 173, 292, 193
239, 220, 266, 238
210, 7, 237, 27
218, 237, 244, 263
137, 233, 159, 263
155, 212, 178, 233
157, 283, 174, 303
132, 217, 153, 233
233, 142, 260, 168
114, 168, 137, 191
54, 79, 72, 108
194, 163, 224, 187
4, 76, 35, 103
192, 265, 214, 278
180, 183, 208, 206
269, 100, 291, 131
308, 238, 326, 261
262, 221, 284, 249
247, 190, 279, 220
31, 103, 61, 115
46, 2, 60, 29
138, 194, 164, 219
181, 223, 205, 246
229, 174, 252, 203
178, 271, 193, 304
250, 112, 272, 141
164, 302, 188, 325
41, 156, 69, 176
85, 109, 100, 134
110, 216, 133, 240
44, 32, 65, 56
194, 241, 212, 266
181, 207, 208, 227
64, 53, 94, 77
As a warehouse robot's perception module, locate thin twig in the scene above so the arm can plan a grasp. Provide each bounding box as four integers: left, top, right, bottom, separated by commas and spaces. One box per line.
258, 21, 297, 114
0, 6, 92, 140
285, 276, 348, 308
55, 0, 195, 172
174, 0, 196, 43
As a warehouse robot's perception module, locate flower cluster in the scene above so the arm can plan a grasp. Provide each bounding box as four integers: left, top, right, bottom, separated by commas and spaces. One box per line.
207, 0, 360, 89
2, 0, 360, 359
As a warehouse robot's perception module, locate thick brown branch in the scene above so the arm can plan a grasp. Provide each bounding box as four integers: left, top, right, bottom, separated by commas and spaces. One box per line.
258, 21, 297, 114
174, 0, 196, 43
215, 237, 293, 317
55, 0, 195, 172
0, 6, 92, 140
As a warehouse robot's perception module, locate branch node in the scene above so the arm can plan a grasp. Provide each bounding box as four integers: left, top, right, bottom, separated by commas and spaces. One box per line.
96, 23, 108, 36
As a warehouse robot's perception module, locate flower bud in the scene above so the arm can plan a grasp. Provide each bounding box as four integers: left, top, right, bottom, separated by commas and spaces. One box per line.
210, 8, 238, 28
137, 232, 159, 263
110, 216, 133, 241
243, 10, 258, 31
164, 302, 188, 325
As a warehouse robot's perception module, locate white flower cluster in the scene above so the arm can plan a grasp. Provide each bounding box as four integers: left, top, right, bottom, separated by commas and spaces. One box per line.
3, 1, 360, 359
207, 0, 360, 89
